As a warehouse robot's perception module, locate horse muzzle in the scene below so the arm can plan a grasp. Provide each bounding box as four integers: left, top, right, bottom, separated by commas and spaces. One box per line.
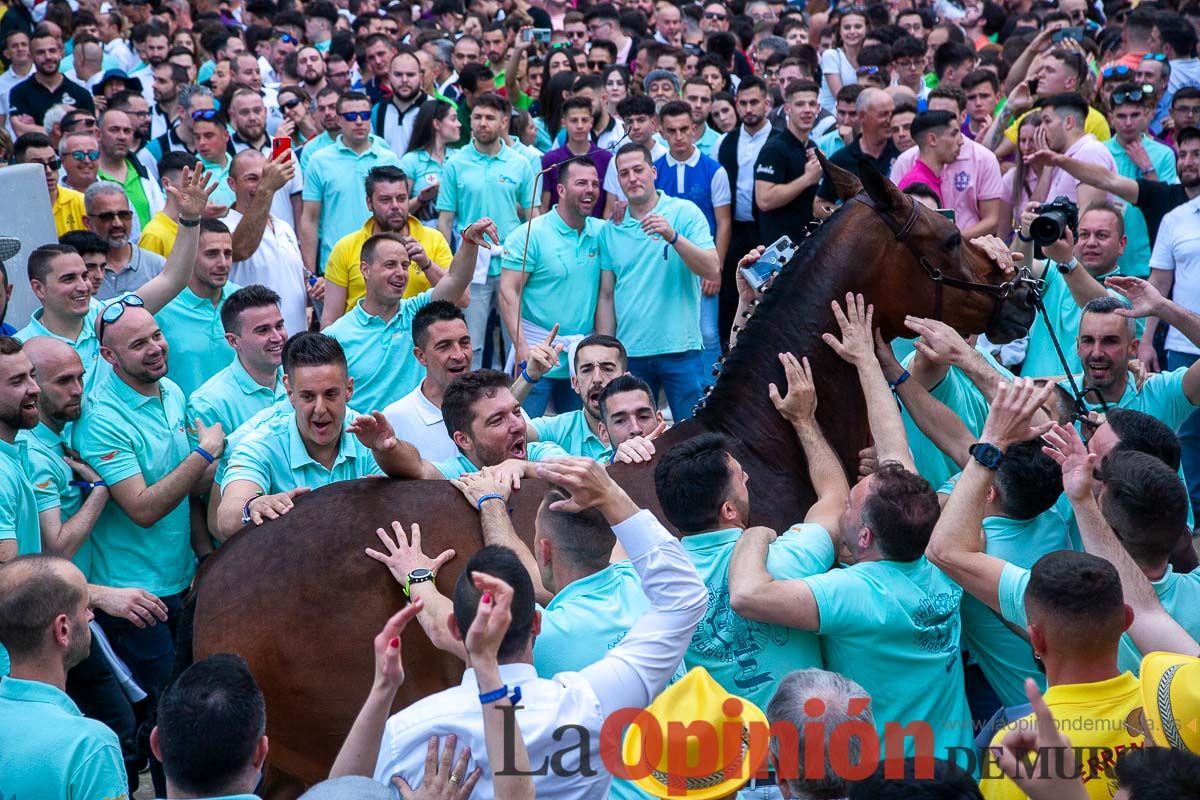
985, 283, 1038, 344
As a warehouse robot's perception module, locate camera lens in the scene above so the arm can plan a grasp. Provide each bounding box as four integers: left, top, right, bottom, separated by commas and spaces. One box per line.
1030, 211, 1067, 246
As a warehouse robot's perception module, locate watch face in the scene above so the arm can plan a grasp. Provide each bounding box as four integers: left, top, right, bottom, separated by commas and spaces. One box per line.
409, 568, 433, 581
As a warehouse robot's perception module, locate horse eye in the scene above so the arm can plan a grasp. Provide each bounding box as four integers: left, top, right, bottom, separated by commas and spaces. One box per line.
945, 232, 961, 250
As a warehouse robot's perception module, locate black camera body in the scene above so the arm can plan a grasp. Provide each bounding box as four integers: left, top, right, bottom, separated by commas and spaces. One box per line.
1030, 196, 1080, 246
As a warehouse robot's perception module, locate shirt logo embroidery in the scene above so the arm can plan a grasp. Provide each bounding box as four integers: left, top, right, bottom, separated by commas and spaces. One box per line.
954, 171, 970, 191
35, 479, 52, 489
99, 450, 118, 461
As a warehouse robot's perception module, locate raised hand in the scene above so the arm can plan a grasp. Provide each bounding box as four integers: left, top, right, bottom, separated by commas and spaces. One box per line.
392, 736, 482, 800
366, 522, 456, 583
990, 678, 1088, 800
768, 352, 817, 424
611, 420, 667, 464
244, 487, 311, 525
462, 217, 500, 247
822, 293, 877, 367
1104, 275, 1165, 319
905, 316, 973, 367
463, 571, 514, 662
451, 468, 513, 508
169, 164, 218, 220
970, 234, 1024, 275
372, 601, 424, 692
535, 457, 625, 514
522, 323, 562, 382
348, 411, 400, 453
261, 151, 296, 194
1040, 422, 1097, 502
980, 377, 1056, 449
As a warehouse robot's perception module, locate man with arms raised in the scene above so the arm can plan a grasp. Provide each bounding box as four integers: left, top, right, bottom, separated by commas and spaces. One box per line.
323, 219, 489, 416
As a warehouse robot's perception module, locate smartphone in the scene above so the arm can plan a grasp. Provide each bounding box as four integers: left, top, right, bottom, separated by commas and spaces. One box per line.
271, 136, 292, 161
740, 235, 798, 291
1051, 26, 1085, 44
936, 208, 956, 223
522, 27, 552, 44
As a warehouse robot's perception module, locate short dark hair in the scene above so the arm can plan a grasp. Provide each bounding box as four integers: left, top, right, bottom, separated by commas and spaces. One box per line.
994, 439, 1062, 520
614, 141, 654, 167
1105, 408, 1181, 470
1025, 550, 1125, 639
559, 154, 598, 184
158, 150, 199, 182
928, 84, 967, 113
472, 91, 509, 115
1113, 746, 1200, 799
0, 554, 85, 660
654, 432, 737, 533
13, 132, 52, 162
560, 95, 594, 119
835, 83, 864, 105
27, 243, 78, 285
1110, 81, 1150, 109
933, 41, 974, 78
537, 488, 615, 573
784, 78, 820, 98
890, 35, 925, 61
412, 300, 466, 349
59, 231, 106, 258
616, 94, 657, 119
442, 369, 510, 438
220, 284, 281, 334
736, 75, 769, 96
598, 373, 655, 425
459, 62, 496, 95
364, 164, 409, 198
574, 333, 627, 371
1100, 450, 1189, 566
156, 654, 266, 796
1046, 49, 1088, 83
1173, 86, 1200, 109
199, 218, 230, 237
281, 332, 347, 376
336, 90, 371, 112
902, 183, 940, 204
658, 99, 693, 123
909, 109, 957, 145
452, 545, 535, 660
961, 68, 999, 94
361, 232, 407, 265
1177, 125, 1200, 149
862, 462, 940, 562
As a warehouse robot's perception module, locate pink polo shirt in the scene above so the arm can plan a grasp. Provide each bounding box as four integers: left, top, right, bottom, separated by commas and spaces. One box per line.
890, 138, 1004, 230
1042, 134, 1118, 204
898, 159, 944, 205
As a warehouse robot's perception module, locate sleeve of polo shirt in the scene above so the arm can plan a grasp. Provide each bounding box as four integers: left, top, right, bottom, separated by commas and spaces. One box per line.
220, 431, 273, 493
529, 413, 563, 442
516, 155, 536, 209
185, 392, 221, 449
0, 473, 21, 541
399, 289, 434, 326
1145, 369, 1200, 427
753, 140, 789, 185
598, 225, 616, 273
301, 153, 324, 202
676, 201, 715, 250
324, 238, 352, 289
427, 229, 452, 268
801, 569, 882, 637
76, 412, 149, 487
500, 222, 537, 273
435, 159, 459, 214
1156, 145, 1180, 184
974, 147, 1005, 201
997, 562, 1031, 628
1149, 209, 1179, 272
710, 165, 731, 208
68, 737, 128, 800
27, 451, 65, 513
766, 523, 836, 579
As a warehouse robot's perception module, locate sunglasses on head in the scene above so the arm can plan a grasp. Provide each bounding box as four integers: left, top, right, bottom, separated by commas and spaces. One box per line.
69, 149, 101, 162
276, 32, 299, 44
97, 294, 145, 343
64, 117, 97, 131
280, 97, 304, 111
856, 65, 881, 75
1102, 65, 1132, 80
1143, 52, 1167, 62
1112, 88, 1146, 105
191, 108, 219, 121
341, 110, 372, 121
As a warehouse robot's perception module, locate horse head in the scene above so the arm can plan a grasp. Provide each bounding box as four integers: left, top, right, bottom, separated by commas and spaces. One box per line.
817, 151, 1036, 344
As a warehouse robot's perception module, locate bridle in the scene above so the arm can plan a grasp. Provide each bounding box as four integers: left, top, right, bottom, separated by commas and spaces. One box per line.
855, 192, 1104, 425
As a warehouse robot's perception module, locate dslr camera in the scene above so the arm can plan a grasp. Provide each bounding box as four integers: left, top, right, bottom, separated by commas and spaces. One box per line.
1030, 196, 1079, 246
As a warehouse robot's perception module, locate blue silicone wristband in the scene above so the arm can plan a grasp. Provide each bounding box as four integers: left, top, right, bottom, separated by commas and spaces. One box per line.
476, 493, 505, 511
193, 446, 216, 464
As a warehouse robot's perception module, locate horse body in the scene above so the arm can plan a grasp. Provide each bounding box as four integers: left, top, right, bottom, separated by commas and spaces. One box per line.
192, 161, 1036, 793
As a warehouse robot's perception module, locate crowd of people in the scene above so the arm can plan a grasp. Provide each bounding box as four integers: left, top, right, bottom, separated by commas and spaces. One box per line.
2, 0, 1200, 797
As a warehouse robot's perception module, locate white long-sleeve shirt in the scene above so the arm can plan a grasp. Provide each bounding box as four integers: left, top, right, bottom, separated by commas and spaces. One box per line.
372, 509, 707, 799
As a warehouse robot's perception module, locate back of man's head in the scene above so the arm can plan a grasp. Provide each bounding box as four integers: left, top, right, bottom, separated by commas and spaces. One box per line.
863, 462, 940, 562
994, 439, 1062, 520
452, 545, 536, 660
155, 654, 266, 796
1113, 745, 1200, 798
654, 432, 734, 534
0, 554, 85, 663
848, 757, 983, 798
1100, 450, 1189, 570
538, 488, 616, 577
1026, 550, 1126, 656
1106, 408, 1181, 470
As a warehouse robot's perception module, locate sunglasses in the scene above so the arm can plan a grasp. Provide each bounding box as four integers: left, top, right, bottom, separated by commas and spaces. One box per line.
94, 209, 134, 223
1143, 52, 1167, 62
280, 97, 304, 111
191, 108, 219, 121
703, 11, 727, 19
31, 157, 62, 170
64, 118, 97, 131
97, 294, 144, 342
1111, 89, 1146, 105
587, 59, 609, 69
69, 149, 101, 162
1102, 65, 1132, 80
856, 65, 881, 75
341, 110, 372, 121
276, 32, 299, 44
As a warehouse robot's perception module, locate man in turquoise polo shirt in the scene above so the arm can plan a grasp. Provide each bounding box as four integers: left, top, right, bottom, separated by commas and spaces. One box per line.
0, 555, 128, 800
73, 299, 227, 721
437, 92, 537, 369
373, 368, 569, 482
730, 307, 974, 765
0, 337, 42, 567
499, 155, 603, 416
16, 164, 212, 388
216, 332, 419, 539
597, 142, 719, 422
155, 218, 239, 398
186, 284, 289, 448
301, 91, 402, 276
656, 352, 840, 713
151, 654, 268, 800
323, 220, 489, 416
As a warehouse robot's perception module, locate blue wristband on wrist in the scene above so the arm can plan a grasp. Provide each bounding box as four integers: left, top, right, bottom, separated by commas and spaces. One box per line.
668, 230, 679, 245
476, 493, 505, 511
193, 446, 216, 464
888, 370, 911, 391
479, 684, 522, 705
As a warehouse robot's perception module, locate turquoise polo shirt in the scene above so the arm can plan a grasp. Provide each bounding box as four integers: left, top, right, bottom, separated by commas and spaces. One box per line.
598, 191, 715, 358
501, 209, 602, 379
304, 135, 402, 268
0, 437, 42, 557
323, 290, 433, 415
73, 375, 195, 597
432, 440, 568, 479
1064, 366, 1197, 426
681, 524, 832, 710
156, 282, 240, 399
0, 677, 128, 800
400, 147, 457, 194
186, 358, 288, 448
530, 409, 611, 461
803, 557, 972, 762
437, 141, 536, 277
15, 298, 107, 391
1141, 566, 1200, 657
299, 130, 336, 171
696, 125, 721, 159
899, 348, 1013, 490
1105, 135, 1178, 278
20, 423, 89, 578
221, 407, 384, 494
199, 154, 237, 208
1021, 263, 1118, 378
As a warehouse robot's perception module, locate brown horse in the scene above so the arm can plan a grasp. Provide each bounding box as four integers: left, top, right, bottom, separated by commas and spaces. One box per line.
190, 158, 1036, 795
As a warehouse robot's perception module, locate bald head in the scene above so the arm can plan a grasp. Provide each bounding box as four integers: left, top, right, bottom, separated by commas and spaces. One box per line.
23, 336, 85, 423
0, 554, 91, 669
228, 148, 267, 203
100, 305, 169, 386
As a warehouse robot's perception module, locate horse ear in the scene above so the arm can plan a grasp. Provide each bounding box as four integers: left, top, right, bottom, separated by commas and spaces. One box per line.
857, 158, 906, 214
815, 147, 861, 201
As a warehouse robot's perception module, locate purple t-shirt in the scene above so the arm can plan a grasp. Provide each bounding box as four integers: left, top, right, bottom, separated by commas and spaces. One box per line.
540, 144, 613, 217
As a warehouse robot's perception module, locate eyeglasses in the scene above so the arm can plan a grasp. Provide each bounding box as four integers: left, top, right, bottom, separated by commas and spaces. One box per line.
69, 149, 101, 162
31, 157, 62, 170
191, 108, 219, 121
94, 209, 134, 222
276, 32, 299, 44
97, 294, 144, 342
1174, 103, 1200, 115
1102, 65, 1132, 80
1143, 53, 1167, 62
566, 29, 587, 38
895, 58, 923, 70
1111, 88, 1146, 105
280, 97, 304, 111
341, 110, 372, 121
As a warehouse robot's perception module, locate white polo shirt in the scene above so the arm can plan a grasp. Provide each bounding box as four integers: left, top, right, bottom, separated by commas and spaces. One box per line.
223, 207, 310, 339
1150, 195, 1200, 356
381, 383, 457, 461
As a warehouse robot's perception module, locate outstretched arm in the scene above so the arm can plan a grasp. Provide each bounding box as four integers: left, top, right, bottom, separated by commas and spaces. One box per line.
729, 527, 822, 630
431, 218, 497, 304
1108, 275, 1200, 403
138, 165, 214, 314
349, 413, 443, 479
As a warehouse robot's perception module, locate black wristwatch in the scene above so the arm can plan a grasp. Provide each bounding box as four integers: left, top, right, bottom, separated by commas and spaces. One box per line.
969, 443, 1005, 470
403, 567, 435, 597
1056, 257, 1079, 275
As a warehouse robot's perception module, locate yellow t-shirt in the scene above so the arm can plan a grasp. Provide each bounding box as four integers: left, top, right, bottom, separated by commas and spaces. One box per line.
138, 212, 178, 257
1005, 105, 1112, 144
51, 186, 86, 236
324, 216, 452, 315
980, 672, 1148, 800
